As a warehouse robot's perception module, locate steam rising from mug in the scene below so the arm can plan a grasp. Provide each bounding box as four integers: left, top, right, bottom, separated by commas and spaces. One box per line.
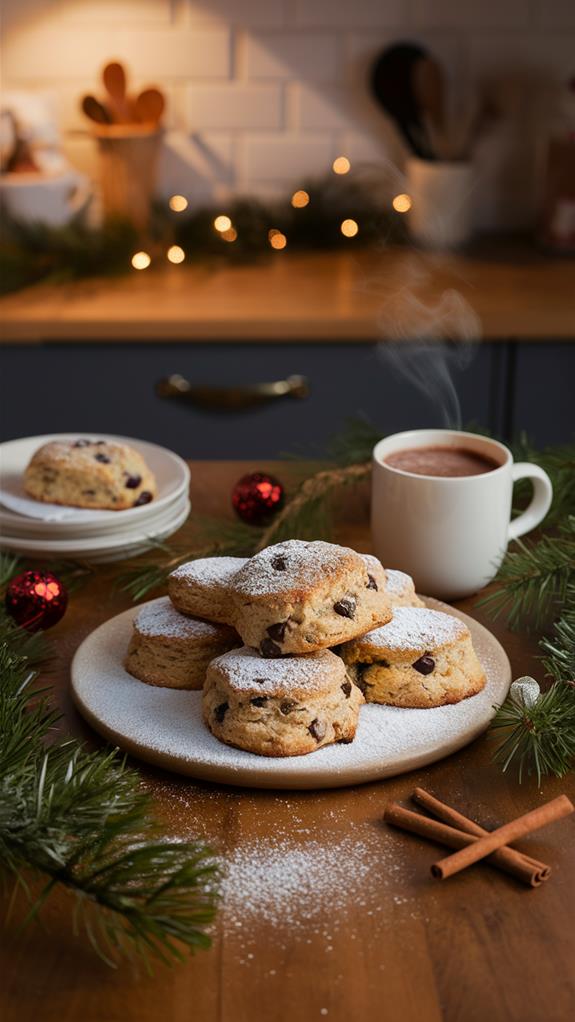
376, 288, 480, 429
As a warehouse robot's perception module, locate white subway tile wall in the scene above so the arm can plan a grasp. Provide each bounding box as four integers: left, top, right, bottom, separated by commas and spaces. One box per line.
3, 0, 574, 226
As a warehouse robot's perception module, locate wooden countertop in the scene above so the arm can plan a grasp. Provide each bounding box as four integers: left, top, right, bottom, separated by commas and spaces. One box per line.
2, 460, 574, 1022
1, 243, 573, 343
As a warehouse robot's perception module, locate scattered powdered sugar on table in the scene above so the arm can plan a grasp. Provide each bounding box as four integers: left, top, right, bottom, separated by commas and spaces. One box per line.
232, 540, 361, 597
170, 556, 247, 586
134, 597, 226, 640
356, 605, 466, 654
71, 598, 510, 789
208, 645, 342, 694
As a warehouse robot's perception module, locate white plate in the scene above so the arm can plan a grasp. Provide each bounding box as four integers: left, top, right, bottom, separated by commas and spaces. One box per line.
0, 489, 186, 540
71, 598, 511, 790
0, 433, 189, 531
0, 498, 190, 562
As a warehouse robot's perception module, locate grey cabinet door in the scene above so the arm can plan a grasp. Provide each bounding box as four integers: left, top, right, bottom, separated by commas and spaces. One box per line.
511, 343, 575, 447
1, 342, 497, 457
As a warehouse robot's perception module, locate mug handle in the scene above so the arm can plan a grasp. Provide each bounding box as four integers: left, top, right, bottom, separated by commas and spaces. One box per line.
508, 463, 553, 542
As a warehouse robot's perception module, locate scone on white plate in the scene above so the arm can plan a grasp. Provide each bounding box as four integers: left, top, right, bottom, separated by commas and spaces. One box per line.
24, 438, 156, 510
203, 645, 364, 757
230, 540, 392, 657
340, 606, 485, 708
125, 597, 239, 689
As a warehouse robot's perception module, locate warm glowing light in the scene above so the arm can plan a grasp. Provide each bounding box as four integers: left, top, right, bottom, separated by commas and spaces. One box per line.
340, 219, 359, 238
221, 227, 237, 242
392, 193, 412, 213
291, 189, 310, 208
167, 245, 185, 264
131, 251, 151, 270
268, 228, 280, 240
270, 231, 287, 250
169, 194, 188, 212
332, 156, 351, 175
214, 214, 232, 232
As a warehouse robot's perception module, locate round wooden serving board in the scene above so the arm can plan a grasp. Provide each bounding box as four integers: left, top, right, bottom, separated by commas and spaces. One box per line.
71, 597, 511, 790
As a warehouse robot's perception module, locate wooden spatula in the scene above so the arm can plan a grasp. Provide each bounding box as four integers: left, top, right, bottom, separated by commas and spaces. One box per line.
81, 94, 112, 125
102, 61, 132, 122
134, 87, 165, 126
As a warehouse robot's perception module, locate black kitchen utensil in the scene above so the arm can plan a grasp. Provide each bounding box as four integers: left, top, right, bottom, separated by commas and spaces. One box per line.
370, 42, 434, 159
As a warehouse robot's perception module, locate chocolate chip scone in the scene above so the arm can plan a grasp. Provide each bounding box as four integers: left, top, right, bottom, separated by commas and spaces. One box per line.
24, 439, 156, 510
384, 569, 425, 609
168, 557, 247, 624
125, 597, 239, 689
230, 540, 392, 657
203, 645, 364, 756
340, 606, 485, 708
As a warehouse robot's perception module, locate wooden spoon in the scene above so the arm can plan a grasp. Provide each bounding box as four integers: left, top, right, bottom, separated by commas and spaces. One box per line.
81, 94, 112, 125
102, 61, 132, 122
134, 87, 165, 126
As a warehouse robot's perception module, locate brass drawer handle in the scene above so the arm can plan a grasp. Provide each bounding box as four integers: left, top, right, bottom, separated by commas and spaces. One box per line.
155, 373, 309, 411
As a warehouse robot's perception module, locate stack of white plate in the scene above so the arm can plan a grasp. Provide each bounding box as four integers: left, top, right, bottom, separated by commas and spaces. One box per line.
0, 434, 191, 563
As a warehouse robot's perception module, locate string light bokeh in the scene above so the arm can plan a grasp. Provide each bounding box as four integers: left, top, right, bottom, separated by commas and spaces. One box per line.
131, 251, 151, 269
332, 156, 351, 175
291, 190, 310, 208
392, 193, 412, 213
169, 194, 188, 212
167, 245, 185, 263
214, 214, 232, 233
340, 219, 359, 237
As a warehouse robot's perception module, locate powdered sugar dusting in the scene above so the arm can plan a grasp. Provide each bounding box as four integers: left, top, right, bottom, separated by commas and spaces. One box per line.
384, 569, 415, 598
233, 540, 361, 598
209, 645, 342, 694
71, 598, 510, 789
170, 556, 247, 588
357, 606, 467, 654
135, 597, 225, 640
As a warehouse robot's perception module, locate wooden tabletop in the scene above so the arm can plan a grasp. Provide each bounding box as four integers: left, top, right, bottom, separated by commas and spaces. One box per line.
2, 460, 574, 1022
1, 243, 574, 344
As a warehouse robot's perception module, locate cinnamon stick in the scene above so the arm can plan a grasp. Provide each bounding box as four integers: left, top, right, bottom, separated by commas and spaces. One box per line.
412, 788, 551, 881
383, 804, 547, 887
431, 795, 574, 880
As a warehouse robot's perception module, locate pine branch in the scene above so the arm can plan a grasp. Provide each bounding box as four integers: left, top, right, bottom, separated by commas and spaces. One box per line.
490, 680, 575, 783
0, 615, 219, 967
478, 516, 575, 631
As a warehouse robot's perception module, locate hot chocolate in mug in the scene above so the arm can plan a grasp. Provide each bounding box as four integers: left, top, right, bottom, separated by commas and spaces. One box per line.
371, 429, 553, 599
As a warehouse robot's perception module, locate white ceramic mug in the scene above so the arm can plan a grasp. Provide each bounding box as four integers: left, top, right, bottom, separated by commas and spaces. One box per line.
371, 429, 553, 599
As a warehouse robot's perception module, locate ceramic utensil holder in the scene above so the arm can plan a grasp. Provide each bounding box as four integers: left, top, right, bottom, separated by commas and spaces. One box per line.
406, 157, 474, 249
93, 125, 161, 231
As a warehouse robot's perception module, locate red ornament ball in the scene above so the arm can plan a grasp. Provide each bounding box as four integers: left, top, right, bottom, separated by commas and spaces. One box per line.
5, 570, 68, 631
232, 472, 285, 526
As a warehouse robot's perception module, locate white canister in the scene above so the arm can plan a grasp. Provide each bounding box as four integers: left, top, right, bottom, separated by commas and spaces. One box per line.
406, 157, 475, 249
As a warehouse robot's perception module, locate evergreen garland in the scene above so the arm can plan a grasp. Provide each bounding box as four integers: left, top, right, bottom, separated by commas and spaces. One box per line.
0, 557, 218, 968
0, 174, 401, 296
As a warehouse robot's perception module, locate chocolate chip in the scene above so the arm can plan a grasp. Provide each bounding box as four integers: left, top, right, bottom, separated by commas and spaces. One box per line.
280, 700, 297, 715
73, 439, 92, 447
338, 736, 354, 744
355, 666, 372, 695
271, 555, 287, 571
267, 621, 287, 642
250, 696, 267, 707
413, 655, 435, 675
133, 491, 152, 506
82, 489, 96, 496
124, 474, 142, 489
94, 453, 111, 464
308, 718, 326, 742
253, 677, 267, 685
366, 574, 378, 591
214, 702, 228, 723
94, 440, 106, 445
334, 597, 356, 619
260, 638, 282, 658
341, 681, 352, 698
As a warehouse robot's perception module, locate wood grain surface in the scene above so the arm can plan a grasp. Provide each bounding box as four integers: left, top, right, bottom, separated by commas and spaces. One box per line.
2, 461, 574, 1022
1, 243, 574, 343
